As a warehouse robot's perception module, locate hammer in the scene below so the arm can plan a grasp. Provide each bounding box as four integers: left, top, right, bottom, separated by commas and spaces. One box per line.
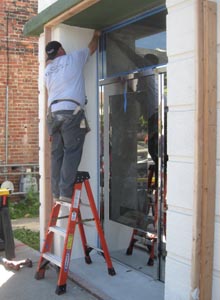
0, 256, 32, 271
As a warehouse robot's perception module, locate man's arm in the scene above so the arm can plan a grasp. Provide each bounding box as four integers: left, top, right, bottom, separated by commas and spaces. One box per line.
88, 30, 101, 55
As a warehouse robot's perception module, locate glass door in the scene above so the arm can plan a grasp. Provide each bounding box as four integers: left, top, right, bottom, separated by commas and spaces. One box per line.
99, 68, 167, 281
98, 7, 167, 281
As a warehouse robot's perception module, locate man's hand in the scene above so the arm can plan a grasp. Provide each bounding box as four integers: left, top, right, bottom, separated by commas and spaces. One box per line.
88, 30, 101, 55
94, 30, 101, 38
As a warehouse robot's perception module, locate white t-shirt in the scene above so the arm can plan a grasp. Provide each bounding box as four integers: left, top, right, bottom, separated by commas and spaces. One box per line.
44, 47, 90, 112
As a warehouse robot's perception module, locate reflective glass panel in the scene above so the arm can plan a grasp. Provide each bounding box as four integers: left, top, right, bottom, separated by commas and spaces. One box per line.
109, 74, 158, 232
105, 9, 167, 77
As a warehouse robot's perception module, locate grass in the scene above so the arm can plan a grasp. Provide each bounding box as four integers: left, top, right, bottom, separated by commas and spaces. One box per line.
13, 228, 40, 251
9, 189, 40, 250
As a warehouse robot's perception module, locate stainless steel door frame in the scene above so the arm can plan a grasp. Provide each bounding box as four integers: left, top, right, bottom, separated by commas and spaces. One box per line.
99, 66, 167, 281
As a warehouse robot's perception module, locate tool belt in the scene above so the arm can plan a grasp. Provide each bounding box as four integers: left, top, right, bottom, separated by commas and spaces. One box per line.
47, 99, 90, 135
47, 99, 81, 121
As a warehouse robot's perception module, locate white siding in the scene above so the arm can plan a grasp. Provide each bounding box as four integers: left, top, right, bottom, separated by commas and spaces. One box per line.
165, 256, 191, 300
166, 0, 220, 299
165, 1, 196, 299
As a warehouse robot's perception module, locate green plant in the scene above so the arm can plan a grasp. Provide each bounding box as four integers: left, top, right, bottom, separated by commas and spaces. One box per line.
9, 189, 40, 219
138, 115, 148, 131
13, 228, 40, 251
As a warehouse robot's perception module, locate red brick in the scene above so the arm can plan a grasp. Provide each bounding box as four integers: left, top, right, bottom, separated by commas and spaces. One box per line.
0, 0, 38, 190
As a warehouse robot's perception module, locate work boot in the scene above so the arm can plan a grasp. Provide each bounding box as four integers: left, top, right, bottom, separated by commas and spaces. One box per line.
53, 197, 59, 203
59, 196, 72, 203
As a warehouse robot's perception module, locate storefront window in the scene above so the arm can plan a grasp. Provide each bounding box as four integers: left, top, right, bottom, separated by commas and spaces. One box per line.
104, 9, 167, 77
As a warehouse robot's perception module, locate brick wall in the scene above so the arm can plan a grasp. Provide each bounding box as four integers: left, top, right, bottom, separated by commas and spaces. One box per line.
0, 0, 38, 192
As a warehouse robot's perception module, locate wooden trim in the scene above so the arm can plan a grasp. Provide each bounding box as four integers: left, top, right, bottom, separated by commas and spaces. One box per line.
45, 0, 100, 28
200, 2, 217, 298
191, 1, 204, 295
23, 0, 100, 36
192, 1, 217, 299
24, 0, 161, 37
43, 27, 52, 235
24, 0, 82, 36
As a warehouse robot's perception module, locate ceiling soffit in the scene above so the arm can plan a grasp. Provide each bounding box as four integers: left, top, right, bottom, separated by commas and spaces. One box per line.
23, 0, 164, 36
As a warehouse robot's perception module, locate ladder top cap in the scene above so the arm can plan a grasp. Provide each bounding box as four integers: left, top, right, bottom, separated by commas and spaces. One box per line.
75, 171, 90, 183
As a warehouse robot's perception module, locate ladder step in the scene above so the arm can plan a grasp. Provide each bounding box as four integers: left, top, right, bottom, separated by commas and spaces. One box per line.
43, 252, 62, 267
56, 200, 71, 208
49, 226, 66, 237
35, 173, 115, 295
86, 244, 104, 253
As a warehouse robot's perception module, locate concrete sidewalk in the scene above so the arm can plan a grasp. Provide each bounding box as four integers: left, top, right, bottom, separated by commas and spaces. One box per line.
6, 218, 164, 300
11, 217, 40, 232
1, 218, 98, 299
0, 239, 99, 300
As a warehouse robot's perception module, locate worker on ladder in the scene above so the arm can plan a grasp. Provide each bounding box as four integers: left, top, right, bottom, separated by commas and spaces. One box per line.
44, 30, 101, 203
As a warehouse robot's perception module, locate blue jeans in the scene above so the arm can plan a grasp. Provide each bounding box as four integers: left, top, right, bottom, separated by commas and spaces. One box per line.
48, 110, 86, 199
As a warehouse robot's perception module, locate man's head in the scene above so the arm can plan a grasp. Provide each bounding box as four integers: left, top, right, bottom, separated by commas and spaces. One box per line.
45, 41, 65, 61
144, 54, 159, 66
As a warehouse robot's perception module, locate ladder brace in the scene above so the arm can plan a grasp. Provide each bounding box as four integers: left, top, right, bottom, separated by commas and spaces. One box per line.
35, 171, 116, 295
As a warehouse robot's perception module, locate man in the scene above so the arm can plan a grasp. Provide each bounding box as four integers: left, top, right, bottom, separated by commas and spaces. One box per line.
44, 30, 100, 202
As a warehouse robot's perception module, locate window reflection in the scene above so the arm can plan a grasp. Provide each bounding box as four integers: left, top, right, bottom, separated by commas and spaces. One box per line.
109, 75, 159, 231
105, 10, 167, 77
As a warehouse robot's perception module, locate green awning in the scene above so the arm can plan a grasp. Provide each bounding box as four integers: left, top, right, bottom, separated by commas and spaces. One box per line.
24, 0, 164, 36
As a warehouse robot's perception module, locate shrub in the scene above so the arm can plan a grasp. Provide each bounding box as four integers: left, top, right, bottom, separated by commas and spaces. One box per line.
9, 189, 40, 219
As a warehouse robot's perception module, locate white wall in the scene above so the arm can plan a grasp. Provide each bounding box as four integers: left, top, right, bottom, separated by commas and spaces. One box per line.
165, 0, 220, 299
165, 2, 195, 299
38, 24, 99, 259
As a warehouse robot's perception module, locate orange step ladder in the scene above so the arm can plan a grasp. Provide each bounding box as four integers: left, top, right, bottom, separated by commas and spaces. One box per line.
35, 171, 116, 295
126, 164, 167, 266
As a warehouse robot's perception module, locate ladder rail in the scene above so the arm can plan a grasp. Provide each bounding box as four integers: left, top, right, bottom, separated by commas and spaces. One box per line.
84, 179, 114, 271
35, 171, 116, 295
57, 184, 82, 287
77, 209, 93, 264
35, 203, 61, 277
